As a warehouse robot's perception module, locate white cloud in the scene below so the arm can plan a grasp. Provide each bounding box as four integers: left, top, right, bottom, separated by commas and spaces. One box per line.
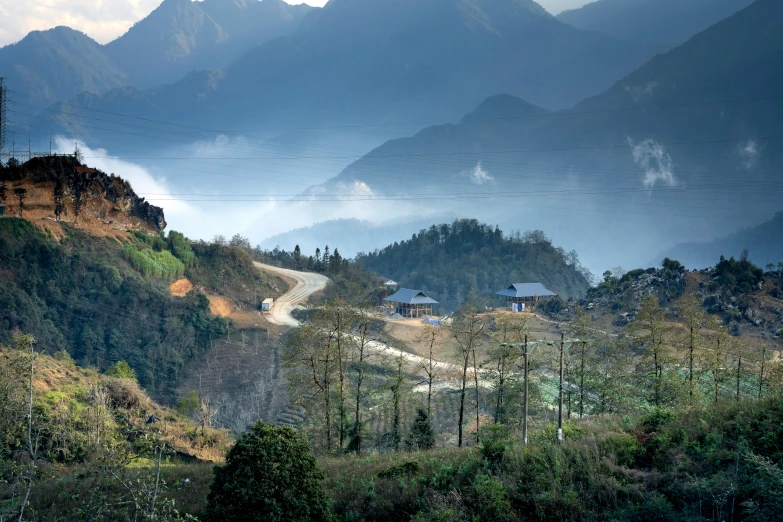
624, 81, 658, 103
0, 0, 163, 46
738, 139, 761, 169
461, 162, 494, 185
627, 138, 678, 189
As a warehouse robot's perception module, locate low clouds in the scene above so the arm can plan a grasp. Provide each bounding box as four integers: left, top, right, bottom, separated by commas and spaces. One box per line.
0, 0, 162, 46
738, 139, 761, 169
624, 81, 659, 103
462, 162, 494, 185
628, 138, 677, 189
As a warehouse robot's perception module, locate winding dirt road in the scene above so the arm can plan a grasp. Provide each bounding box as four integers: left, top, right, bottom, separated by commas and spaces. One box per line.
253, 262, 330, 327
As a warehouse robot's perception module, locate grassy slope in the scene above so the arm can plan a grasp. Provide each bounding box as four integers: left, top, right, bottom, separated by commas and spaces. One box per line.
1, 346, 231, 520
0, 218, 286, 399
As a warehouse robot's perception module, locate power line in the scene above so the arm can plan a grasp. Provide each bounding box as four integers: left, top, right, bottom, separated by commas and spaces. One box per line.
10, 88, 783, 135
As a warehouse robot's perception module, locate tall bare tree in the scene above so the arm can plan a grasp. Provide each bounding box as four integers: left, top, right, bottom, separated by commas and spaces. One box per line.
678, 296, 709, 399
629, 295, 676, 408
452, 298, 486, 447
283, 322, 336, 452
349, 306, 376, 454
418, 323, 446, 419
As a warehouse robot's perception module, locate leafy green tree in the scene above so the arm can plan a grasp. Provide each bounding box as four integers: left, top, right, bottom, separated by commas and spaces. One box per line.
107, 360, 137, 381
176, 391, 200, 418
205, 422, 333, 522
406, 408, 435, 450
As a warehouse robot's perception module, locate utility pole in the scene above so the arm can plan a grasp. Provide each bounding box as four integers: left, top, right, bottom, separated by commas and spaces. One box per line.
14, 188, 27, 218
0, 78, 6, 157
558, 332, 564, 444
523, 334, 529, 446
759, 345, 766, 400
579, 341, 586, 418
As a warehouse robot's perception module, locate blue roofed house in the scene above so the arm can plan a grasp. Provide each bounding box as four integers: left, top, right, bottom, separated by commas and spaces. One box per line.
496, 283, 557, 312
384, 288, 438, 318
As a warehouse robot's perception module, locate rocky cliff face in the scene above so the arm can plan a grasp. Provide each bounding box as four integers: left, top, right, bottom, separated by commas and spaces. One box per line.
0, 155, 166, 234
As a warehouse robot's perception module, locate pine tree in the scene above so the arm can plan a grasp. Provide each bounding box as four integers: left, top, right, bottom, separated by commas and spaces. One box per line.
323, 245, 330, 272
293, 245, 302, 269
406, 409, 435, 450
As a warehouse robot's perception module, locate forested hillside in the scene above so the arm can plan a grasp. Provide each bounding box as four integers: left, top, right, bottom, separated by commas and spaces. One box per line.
0, 218, 282, 398
357, 219, 592, 311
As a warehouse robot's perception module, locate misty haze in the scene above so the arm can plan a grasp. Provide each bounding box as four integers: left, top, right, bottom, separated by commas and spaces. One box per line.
1, 0, 782, 520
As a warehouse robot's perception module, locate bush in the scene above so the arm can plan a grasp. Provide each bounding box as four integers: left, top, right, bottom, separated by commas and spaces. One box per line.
478, 424, 512, 468
377, 461, 421, 479
107, 360, 137, 381
406, 409, 435, 450
602, 433, 641, 466
205, 422, 333, 522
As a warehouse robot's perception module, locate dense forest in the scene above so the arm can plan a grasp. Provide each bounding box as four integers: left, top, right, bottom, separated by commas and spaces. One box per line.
0, 218, 281, 398
357, 219, 593, 312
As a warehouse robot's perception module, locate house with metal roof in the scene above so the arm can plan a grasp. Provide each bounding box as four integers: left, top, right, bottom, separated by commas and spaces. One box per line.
380, 276, 399, 288
496, 283, 557, 311
384, 288, 438, 318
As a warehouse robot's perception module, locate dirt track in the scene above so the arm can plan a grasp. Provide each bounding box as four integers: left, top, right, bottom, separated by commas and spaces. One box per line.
252, 262, 329, 327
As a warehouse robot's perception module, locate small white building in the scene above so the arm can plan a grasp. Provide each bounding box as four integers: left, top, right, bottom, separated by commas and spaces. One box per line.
261, 298, 274, 311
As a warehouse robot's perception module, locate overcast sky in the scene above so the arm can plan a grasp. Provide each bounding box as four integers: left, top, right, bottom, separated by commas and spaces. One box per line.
0, 0, 591, 47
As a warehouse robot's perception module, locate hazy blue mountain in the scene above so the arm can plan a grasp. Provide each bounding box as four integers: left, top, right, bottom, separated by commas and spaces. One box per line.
104, 0, 313, 88
658, 212, 783, 269
320, 0, 783, 270
257, 215, 460, 258
557, 0, 755, 47
0, 27, 126, 104
35, 0, 658, 139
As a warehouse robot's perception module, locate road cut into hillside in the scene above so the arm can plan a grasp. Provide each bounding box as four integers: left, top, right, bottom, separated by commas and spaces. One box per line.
253, 262, 330, 327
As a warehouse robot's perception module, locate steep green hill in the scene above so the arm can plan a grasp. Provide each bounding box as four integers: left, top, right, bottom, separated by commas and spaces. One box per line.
0, 217, 282, 399
356, 219, 592, 311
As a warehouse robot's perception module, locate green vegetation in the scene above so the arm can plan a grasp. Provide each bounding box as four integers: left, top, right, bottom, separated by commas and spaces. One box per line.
205, 422, 333, 522
0, 218, 282, 397
318, 398, 783, 521
712, 251, 765, 296
123, 243, 185, 278
356, 220, 593, 312
0, 334, 231, 520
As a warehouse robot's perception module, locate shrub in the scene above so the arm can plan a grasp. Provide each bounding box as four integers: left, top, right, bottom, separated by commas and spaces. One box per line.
107, 360, 137, 381
406, 409, 435, 450
478, 424, 512, 468
377, 461, 421, 479
205, 422, 333, 522
602, 433, 641, 467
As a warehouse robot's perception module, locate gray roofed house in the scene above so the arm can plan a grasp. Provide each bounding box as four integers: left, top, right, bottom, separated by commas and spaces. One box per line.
384, 288, 438, 318
497, 283, 557, 311
496, 283, 557, 299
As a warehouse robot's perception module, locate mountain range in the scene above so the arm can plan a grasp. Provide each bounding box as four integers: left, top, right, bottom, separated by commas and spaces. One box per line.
556, 0, 755, 47
659, 211, 783, 269
0, 0, 313, 115
29, 0, 662, 141
319, 0, 783, 270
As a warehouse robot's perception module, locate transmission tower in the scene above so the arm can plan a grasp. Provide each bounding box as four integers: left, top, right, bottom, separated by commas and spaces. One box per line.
0, 78, 6, 156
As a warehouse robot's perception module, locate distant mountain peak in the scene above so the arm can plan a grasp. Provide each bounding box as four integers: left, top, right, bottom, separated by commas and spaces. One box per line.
461, 94, 550, 122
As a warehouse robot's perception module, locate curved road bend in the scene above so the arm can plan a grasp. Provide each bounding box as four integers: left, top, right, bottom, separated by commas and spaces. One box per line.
253, 262, 330, 327
253, 263, 491, 381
